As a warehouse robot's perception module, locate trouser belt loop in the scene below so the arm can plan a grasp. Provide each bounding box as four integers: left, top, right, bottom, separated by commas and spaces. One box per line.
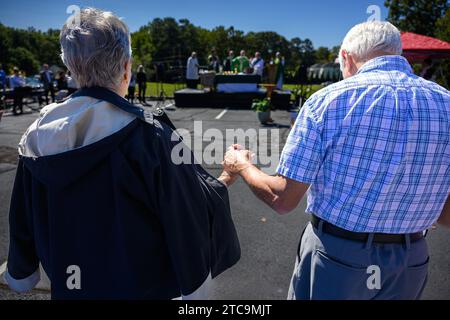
318, 220, 324, 236
365, 233, 374, 249
405, 234, 411, 250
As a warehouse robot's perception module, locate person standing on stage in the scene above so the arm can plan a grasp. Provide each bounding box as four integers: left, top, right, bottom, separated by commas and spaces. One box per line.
232, 50, 250, 73
208, 48, 221, 73
223, 50, 235, 72
186, 52, 199, 89
136, 64, 147, 104
251, 52, 264, 77
274, 52, 285, 89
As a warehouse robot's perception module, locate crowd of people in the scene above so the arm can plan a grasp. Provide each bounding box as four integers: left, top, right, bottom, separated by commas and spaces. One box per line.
185, 49, 286, 89
0, 63, 79, 115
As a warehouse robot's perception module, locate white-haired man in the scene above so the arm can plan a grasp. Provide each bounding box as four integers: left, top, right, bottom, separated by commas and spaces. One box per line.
5, 8, 240, 299
223, 21, 450, 299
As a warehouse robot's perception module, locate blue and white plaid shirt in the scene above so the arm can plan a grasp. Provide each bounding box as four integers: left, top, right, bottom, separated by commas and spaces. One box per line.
277, 55, 450, 234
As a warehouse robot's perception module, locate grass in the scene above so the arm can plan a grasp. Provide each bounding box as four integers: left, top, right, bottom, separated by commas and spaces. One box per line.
144, 82, 324, 99
283, 84, 324, 100
144, 82, 181, 98
283, 84, 323, 93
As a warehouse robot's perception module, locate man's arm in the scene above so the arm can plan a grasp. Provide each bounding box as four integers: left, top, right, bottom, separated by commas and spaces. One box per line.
223, 147, 309, 214
437, 194, 450, 228
240, 166, 309, 215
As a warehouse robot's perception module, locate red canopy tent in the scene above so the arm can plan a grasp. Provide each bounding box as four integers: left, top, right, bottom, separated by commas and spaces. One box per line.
401, 32, 450, 62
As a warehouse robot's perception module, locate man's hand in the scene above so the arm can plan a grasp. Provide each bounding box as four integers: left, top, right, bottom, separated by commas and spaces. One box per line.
222, 144, 254, 175
221, 144, 309, 215
218, 145, 252, 187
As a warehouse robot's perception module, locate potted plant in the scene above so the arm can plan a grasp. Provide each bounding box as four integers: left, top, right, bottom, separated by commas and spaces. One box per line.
292, 85, 313, 108
251, 98, 271, 124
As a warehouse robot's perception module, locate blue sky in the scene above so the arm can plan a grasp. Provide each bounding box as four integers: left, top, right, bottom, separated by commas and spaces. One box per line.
0, 0, 389, 48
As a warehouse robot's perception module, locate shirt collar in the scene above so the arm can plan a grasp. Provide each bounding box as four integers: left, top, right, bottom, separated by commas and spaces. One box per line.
356, 55, 413, 75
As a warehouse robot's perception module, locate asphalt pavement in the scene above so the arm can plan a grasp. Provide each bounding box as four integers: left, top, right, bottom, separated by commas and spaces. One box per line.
0, 102, 448, 300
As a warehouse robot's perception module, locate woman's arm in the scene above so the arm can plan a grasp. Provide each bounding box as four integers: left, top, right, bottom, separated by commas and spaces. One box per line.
217, 170, 238, 187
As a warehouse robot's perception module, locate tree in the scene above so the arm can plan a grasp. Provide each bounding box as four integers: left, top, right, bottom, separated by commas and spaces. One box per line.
434, 8, 450, 86
385, 0, 449, 36
131, 26, 155, 71
148, 18, 182, 61
244, 31, 290, 61
9, 47, 40, 75
385, 0, 449, 88
207, 26, 229, 59
0, 23, 11, 70
315, 47, 331, 63
435, 7, 450, 41
178, 19, 202, 60
0, 16, 345, 84
0, 24, 61, 74
329, 45, 341, 62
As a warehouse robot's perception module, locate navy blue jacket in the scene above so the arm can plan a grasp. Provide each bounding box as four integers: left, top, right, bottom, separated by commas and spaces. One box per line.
7, 87, 240, 299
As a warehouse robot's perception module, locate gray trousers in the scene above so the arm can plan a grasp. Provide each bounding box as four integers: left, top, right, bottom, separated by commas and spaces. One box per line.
288, 222, 429, 300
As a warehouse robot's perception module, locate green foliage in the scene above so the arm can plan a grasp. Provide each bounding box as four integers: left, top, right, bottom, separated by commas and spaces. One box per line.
434, 8, 450, 87
385, 0, 449, 36
129, 18, 325, 78
315, 47, 331, 64
9, 47, 40, 75
292, 85, 314, 100
0, 23, 61, 75
0, 18, 336, 80
251, 98, 271, 112
435, 7, 450, 41
385, 0, 450, 88
2, 3, 447, 86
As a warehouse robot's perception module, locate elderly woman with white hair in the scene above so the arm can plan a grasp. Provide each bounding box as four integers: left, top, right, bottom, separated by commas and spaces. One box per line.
223, 20, 450, 300
5, 8, 240, 299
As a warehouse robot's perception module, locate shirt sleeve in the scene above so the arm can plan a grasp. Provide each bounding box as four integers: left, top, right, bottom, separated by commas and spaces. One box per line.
276, 98, 324, 184
6, 159, 40, 292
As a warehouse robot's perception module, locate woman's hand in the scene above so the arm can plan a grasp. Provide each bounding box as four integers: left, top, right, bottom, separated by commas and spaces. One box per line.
218, 170, 239, 187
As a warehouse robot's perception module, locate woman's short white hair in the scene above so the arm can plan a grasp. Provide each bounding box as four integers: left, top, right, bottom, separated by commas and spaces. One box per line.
340, 21, 402, 63
60, 8, 132, 89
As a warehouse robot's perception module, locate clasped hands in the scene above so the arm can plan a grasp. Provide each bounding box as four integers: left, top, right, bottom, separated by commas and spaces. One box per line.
218, 144, 254, 187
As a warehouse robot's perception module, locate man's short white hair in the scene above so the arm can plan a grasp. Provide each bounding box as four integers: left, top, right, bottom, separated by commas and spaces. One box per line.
340, 21, 402, 63
60, 8, 132, 89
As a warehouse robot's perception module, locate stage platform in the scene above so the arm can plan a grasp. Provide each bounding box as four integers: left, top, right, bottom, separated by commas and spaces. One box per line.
174, 88, 291, 110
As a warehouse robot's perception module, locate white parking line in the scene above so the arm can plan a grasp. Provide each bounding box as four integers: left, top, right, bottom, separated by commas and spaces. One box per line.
0, 261, 8, 286
215, 108, 228, 120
